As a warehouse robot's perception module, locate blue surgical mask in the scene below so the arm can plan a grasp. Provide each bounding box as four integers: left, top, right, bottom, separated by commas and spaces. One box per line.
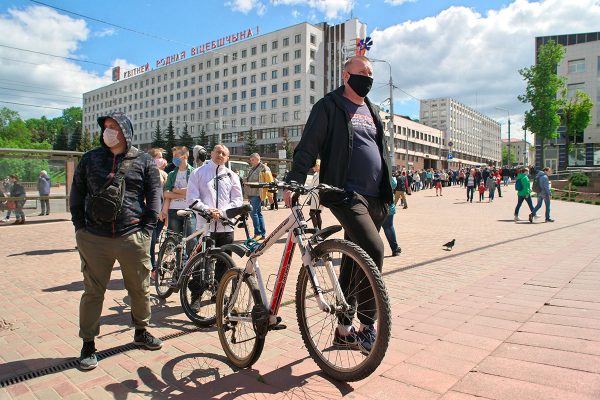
173, 157, 182, 167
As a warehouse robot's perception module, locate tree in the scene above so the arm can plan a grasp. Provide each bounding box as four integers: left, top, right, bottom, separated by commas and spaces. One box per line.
245, 127, 257, 155
179, 123, 194, 150
560, 89, 593, 165
77, 128, 94, 152
0, 107, 20, 129
208, 134, 218, 151
92, 132, 101, 148
502, 146, 517, 166
197, 126, 208, 147
164, 120, 177, 162
518, 40, 566, 167
53, 128, 69, 150
150, 120, 165, 149
68, 122, 82, 151
282, 129, 293, 159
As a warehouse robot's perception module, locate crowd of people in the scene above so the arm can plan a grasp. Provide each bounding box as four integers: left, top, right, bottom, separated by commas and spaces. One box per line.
56, 55, 557, 373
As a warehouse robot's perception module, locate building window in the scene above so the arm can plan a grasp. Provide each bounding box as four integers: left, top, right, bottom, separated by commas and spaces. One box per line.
568, 59, 585, 73
251, 46, 257, 55
251, 103, 256, 111
294, 49, 301, 59
567, 82, 585, 97
271, 99, 277, 108
294, 80, 301, 89
295, 34, 301, 44
261, 43, 267, 53
294, 111, 300, 120
260, 115, 266, 125
310, 49, 315, 60
272, 40, 278, 50
310, 65, 315, 74
251, 61, 257, 70
261, 87, 267, 96
294, 64, 301, 74
310, 96, 315, 104
261, 72, 267, 81
282, 97, 288, 106
272, 70, 278, 79
260, 100, 267, 110
272, 55, 277, 65
250, 116, 256, 125
271, 84, 277, 93
271, 113, 277, 123
283, 52, 289, 62
310, 80, 315, 90
283, 67, 289, 77
294, 95, 301, 105
241, 49, 247, 58
282, 82, 289, 91
282, 112, 289, 122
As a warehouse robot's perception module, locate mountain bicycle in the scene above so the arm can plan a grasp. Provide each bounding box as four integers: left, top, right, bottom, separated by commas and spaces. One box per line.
155, 203, 252, 326
215, 181, 391, 382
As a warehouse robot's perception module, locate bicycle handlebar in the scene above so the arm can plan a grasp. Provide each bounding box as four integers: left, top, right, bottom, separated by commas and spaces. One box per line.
187, 200, 251, 227
245, 180, 345, 196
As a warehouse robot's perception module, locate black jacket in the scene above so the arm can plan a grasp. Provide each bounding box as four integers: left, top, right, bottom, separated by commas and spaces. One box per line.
285, 86, 393, 205
70, 112, 161, 237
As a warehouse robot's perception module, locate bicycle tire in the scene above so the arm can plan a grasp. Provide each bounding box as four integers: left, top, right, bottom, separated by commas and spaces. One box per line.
295, 239, 391, 382
216, 268, 265, 368
154, 236, 178, 299
180, 251, 236, 327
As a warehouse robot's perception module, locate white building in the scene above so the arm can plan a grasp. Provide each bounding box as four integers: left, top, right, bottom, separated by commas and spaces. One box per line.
535, 32, 600, 169
83, 20, 367, 156
502, 138, 535, 166
419, 98, 501, 168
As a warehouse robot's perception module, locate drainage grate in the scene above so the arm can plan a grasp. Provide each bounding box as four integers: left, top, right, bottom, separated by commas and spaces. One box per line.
0, 327, 200, 388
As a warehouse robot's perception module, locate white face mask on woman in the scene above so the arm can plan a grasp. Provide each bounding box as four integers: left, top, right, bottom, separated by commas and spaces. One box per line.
103, 128, 120, 147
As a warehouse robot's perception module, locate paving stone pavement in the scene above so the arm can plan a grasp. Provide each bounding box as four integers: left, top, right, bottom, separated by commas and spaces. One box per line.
1, 184, 599, 399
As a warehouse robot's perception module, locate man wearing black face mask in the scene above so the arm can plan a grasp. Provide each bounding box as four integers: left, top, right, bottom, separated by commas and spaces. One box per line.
283, 56, 393, 355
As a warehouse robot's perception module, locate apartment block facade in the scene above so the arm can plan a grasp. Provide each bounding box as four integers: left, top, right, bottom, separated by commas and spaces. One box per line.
419, 98, 501, 168
82, 20, 366, 157
535, 32, 600, 169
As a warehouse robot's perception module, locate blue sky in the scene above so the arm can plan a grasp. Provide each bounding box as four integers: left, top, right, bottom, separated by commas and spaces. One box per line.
1, 0, 599, 140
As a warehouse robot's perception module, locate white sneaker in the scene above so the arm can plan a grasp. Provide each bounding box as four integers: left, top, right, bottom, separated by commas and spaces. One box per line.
534, 215, 541, 219
514, 216, 520, 222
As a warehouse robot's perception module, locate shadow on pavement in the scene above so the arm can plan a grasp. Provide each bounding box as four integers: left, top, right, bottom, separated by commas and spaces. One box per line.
105, 353, 353, 399
8, 248, 78, 257
0, 218, 69, 227
0, 357, 74, 382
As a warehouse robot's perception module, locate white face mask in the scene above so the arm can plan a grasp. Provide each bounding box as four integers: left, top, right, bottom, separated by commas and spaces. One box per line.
103, 128, 121, 147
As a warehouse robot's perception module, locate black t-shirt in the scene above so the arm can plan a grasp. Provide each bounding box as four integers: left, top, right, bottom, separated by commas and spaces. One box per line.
342, 97, 382, 197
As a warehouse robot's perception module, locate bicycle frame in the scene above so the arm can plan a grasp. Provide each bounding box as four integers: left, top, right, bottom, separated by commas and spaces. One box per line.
226, 203, 350, 326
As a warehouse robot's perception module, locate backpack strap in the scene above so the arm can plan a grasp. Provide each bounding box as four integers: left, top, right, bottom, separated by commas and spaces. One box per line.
106, 147, 139, 189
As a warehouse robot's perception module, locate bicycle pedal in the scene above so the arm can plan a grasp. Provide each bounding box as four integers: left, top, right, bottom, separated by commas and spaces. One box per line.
271, 323, 287, 331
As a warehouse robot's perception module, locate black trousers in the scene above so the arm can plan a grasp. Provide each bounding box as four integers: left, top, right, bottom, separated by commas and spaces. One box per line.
327, 193, 387, 326
189, 231, 234, 300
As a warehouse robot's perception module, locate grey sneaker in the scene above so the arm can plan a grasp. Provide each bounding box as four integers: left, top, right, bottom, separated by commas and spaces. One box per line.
79, 341, 98, 370
133, 329, 163, 350
332, 326, 359, 349
357, 325, 377, 355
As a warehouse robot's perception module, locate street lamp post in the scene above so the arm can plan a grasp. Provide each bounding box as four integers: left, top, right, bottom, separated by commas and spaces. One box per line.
370, 58, 396, 170
496, 107, 510, 166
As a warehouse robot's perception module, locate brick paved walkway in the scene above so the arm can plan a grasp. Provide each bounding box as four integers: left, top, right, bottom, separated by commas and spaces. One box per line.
1, 185, 599, 399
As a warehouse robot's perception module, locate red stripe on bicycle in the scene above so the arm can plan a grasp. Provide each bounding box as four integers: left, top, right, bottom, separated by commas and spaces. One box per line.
270, 235, 295, 314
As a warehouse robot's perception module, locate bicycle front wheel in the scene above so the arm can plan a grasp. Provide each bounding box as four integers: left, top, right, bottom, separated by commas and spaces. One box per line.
180, 251, 236, 327
296, 239, 391, 382
154, 236, 179, 299
216, 268, 265, 368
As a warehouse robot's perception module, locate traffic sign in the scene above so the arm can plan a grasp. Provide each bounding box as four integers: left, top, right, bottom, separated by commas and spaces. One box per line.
448, 153, 453, 160
448, 141, 453, 147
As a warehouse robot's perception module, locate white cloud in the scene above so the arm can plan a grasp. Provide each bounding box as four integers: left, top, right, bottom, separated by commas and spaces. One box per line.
0, 6, 130, 119
271, 0, 354, 19
291, 9, 300, 18
226, 0, 267, 15
384, 0, 417, 5
94, 27, 116, 38
368, 0, 600, 137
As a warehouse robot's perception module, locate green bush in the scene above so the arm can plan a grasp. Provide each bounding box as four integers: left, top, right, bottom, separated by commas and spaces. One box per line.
569, 173, 589, 187
578, 199, 585, 203
569, 198, 577, 202
595, 201, 600, 205
585, 200, 592, 204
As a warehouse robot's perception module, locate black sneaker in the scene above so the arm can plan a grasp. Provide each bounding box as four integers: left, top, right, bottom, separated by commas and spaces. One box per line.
79, 341, 98, 370
332, 326, 359, 349
546, 218, 555, 223
357, 324, 377, 355
528, 213, 534, 223
392, 248, 401, 257
133, 329, 163, 350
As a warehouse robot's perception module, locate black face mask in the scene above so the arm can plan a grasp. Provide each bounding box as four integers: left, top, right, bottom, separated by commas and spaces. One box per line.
347, 74, 373, 97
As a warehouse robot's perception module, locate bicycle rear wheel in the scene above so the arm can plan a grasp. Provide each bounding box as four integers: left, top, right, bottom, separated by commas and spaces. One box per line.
296, 239, 391, 382
155, 236, 178, 299
216, 268, 265, 368
180, 251, 236, 327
